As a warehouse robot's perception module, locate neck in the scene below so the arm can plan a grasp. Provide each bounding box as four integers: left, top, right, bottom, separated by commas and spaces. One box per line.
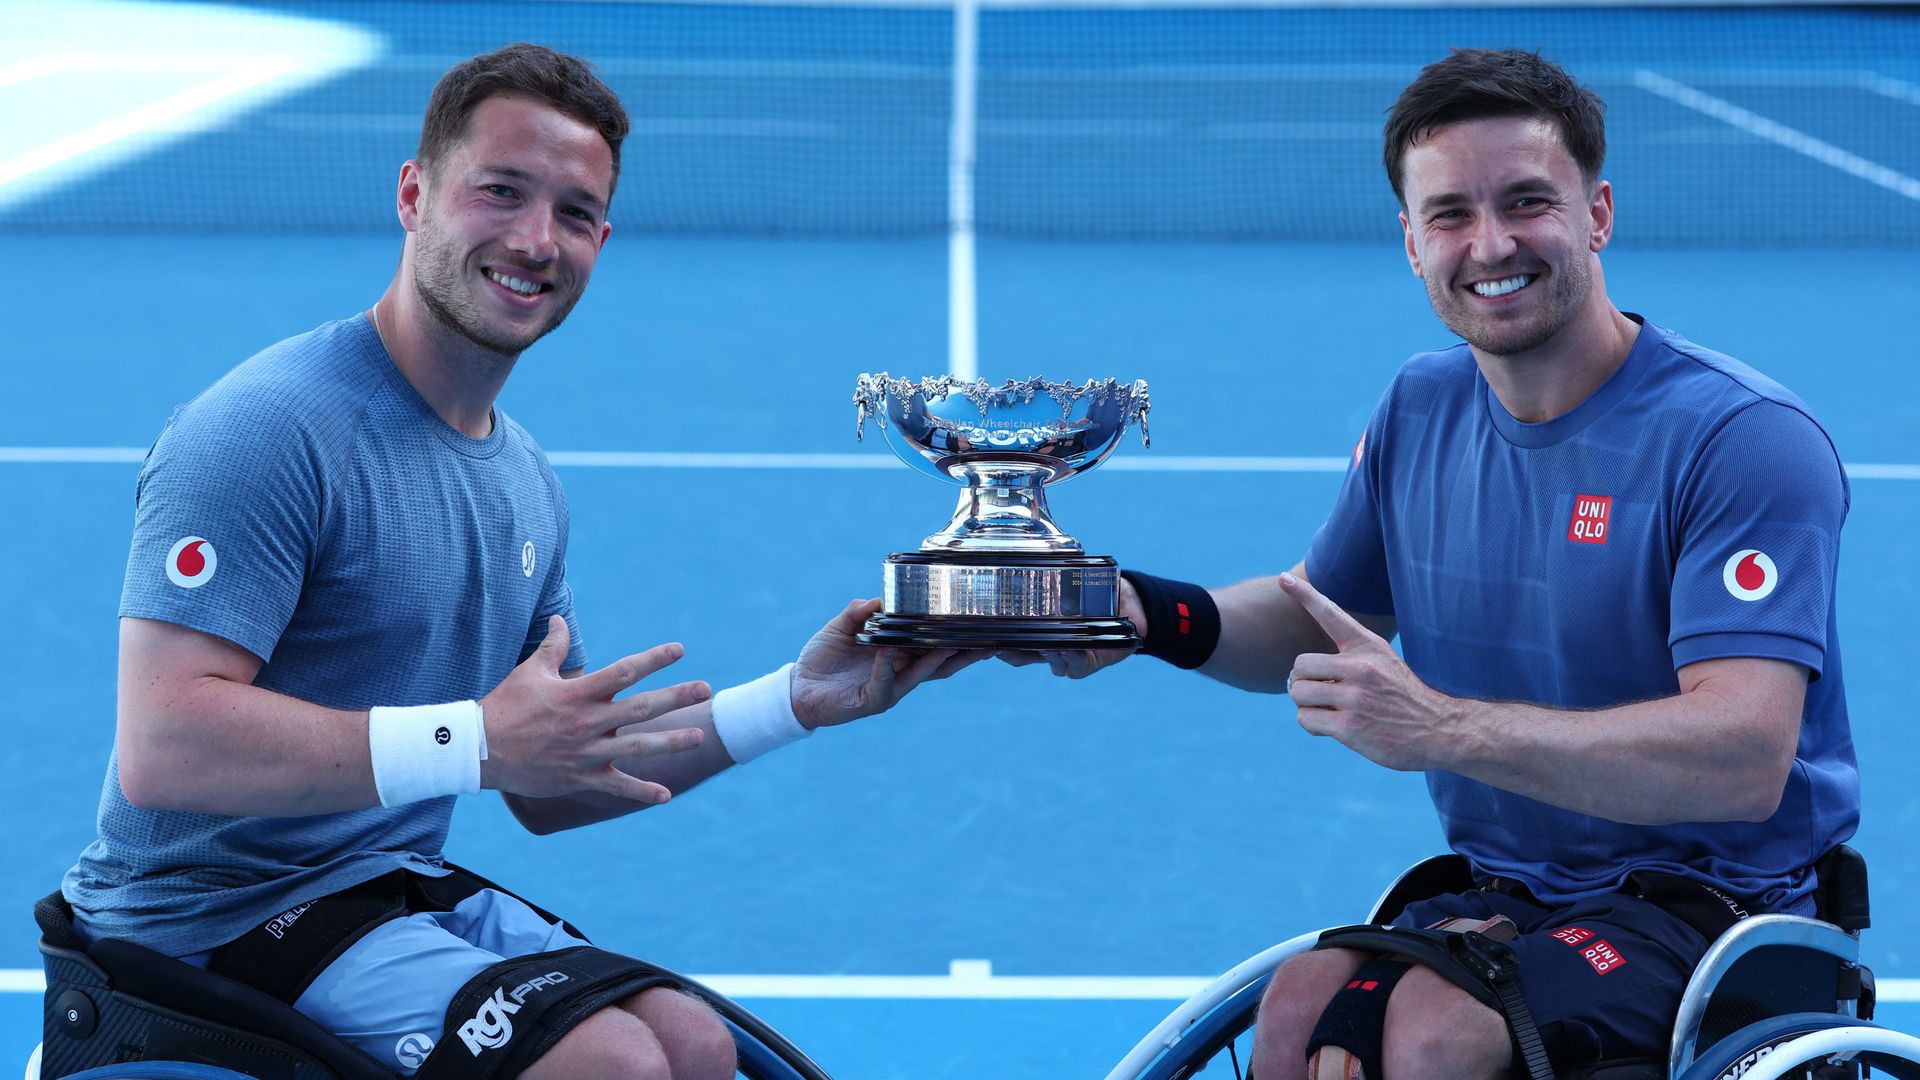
370, 276, 515, 439
1474, 296, 1640, 425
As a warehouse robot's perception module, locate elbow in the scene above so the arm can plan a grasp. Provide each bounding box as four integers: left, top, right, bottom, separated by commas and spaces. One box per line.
1732, 765, 1792, 823
116, 747, 183, 811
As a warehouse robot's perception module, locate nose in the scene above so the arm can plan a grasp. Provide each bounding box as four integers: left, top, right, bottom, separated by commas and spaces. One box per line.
1467, 212, 1519, 267
506, 202, 558, 264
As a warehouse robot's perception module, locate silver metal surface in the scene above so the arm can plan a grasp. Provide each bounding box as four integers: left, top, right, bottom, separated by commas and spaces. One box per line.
884, 560, 1119, 618
853, 373, 1149, 554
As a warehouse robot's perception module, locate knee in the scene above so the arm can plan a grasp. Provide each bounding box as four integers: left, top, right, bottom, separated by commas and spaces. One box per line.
1253, 948, 1368, 1078
525, 1007, 674, 1080
1380, 968, 1511, 1079
630, 987, 737, 1080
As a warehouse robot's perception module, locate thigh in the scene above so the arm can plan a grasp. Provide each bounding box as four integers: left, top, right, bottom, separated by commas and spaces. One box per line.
292, 888, 590, 1075
1398, 889, 1708, 1065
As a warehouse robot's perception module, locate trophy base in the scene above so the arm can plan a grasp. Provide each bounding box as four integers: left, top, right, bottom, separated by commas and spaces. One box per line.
858, 551, 1140, 649
857, 613, 1139, 650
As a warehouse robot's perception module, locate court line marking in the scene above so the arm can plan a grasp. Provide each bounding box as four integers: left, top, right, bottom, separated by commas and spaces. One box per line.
1860, 73, 1920, 107
947, 0, 980, 382
1633, 69, 1920, 203
3, 964, 1918, 1001
4, 449, 1918, 479
0, 58, 293, 188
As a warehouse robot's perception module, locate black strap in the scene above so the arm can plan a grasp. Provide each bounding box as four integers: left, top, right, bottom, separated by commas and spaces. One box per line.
1305, 956, 1411, 1079
207, 871, 410, 1005
1623, 871, 1752, 942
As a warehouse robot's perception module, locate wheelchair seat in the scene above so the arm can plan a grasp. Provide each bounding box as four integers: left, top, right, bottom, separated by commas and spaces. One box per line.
1106, 845, 1920, 1080
31, 891, 832, 1080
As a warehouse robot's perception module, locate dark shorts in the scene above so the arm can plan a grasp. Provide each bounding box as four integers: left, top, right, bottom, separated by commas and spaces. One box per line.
1393, 887, 1712, 1067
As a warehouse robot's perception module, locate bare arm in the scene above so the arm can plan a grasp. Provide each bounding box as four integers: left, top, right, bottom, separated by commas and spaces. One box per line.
503, 598, 984, 835
1198, 560, 1396, 692
1280, 573, 1802, 825
115, 615, 708, 817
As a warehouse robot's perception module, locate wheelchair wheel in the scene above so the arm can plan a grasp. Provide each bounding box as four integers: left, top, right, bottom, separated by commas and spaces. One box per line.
1105, 934, 1318, 1080
1676, 1014, 1920, 1080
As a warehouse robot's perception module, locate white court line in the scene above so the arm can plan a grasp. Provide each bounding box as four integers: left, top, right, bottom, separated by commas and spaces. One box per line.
0, 59, 294, 187
1633, 69, 1920, 203
946, 0, 980, 383
1860, 73, 1920, 107
3, 449, 1918, 479
1, 964, 1918, 1001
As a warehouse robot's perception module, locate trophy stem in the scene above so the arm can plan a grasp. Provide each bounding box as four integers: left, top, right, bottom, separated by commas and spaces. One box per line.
922, 460, 1082, 553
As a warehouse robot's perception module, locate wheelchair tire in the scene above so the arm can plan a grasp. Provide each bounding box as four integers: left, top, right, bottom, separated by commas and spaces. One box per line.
1676, 1014, 1920, 1080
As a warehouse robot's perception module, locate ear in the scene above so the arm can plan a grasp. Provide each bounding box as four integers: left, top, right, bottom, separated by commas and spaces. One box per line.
596, 219, 612, 251
1587, 179, 1615, 254
396, 161, 425, 233
1400, 210, 1423, 278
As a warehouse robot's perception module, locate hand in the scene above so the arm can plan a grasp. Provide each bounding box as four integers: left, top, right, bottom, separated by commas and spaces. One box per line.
1279, 572, 1455, 771
791, 599, 988, 728
995, 572, 1145, 679
479, 616, 711, 803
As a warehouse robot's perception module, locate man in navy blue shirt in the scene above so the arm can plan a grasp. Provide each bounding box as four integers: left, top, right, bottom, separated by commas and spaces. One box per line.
1014, 48, 1857, 1078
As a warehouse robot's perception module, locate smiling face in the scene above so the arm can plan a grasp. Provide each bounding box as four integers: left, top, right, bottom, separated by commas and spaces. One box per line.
404, 93, 614, 357
1398, 115, 1613, 359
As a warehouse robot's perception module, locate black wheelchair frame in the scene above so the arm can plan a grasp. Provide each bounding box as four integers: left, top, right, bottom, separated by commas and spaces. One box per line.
1105, 847, 1920, 1080
29, 892, 832, 1080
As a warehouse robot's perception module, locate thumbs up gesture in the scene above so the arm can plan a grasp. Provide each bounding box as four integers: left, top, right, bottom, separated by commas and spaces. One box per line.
1278, 571, 1456, 773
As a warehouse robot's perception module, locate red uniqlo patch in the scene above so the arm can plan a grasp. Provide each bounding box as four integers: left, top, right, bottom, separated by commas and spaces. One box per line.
1176, 601, 1191, 636
1551, 926, 1596, 947
1568, 494, 1612, 544
1581, 939, 1627, 975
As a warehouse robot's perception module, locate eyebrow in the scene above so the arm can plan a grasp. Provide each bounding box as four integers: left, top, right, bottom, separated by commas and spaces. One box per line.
478, 164, 607, 211
1417, 176, 1558, 216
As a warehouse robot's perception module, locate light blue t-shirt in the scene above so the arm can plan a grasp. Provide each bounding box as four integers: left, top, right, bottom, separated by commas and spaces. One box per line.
64, 314, 588, 956
1306, 316, 1858, 914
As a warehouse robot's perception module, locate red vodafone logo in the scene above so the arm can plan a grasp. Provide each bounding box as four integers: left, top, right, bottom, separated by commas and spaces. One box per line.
1723, 549, 1778, 602
166, 536, 218, 589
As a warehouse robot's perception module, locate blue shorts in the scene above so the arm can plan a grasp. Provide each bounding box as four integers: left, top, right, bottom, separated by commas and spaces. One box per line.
1393, 888, 1711, 1068
287, 887, 589, 1075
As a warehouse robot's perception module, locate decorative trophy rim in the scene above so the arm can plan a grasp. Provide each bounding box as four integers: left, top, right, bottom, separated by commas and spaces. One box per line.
852, 372, 1152, 460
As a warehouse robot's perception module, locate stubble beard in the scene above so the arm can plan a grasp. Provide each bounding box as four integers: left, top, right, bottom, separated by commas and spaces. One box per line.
1428, 253, 1591, 359
411, 214, 584, 359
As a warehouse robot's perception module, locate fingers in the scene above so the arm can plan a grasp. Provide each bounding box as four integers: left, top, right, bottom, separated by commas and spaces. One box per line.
611, 724, 705, 761
1278, 571, 1372, 651
587, 766, 675, 806
929, 651, 991, 681
619, 679, 712, 729
536, 615, 570, 675
574, 641, 686, 702
828, 597, 884, 636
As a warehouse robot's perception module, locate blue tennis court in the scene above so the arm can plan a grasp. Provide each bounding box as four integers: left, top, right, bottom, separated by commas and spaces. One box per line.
4, 2, 1918, 1077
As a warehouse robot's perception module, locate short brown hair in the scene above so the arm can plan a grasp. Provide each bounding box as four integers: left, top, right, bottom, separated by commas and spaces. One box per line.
417, 43, 630, 195
1383, 49, 1606, 207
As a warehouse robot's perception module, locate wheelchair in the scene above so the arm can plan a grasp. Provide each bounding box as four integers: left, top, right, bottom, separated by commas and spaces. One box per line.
1107, 846, 1920, 1080
27, 891, 833, 1080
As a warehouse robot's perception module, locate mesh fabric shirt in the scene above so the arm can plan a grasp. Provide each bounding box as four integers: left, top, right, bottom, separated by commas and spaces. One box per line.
64, 314, 587, 956
1305, 315, 1858, 914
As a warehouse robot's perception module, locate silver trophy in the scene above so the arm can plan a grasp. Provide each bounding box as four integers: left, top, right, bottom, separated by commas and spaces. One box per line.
853, 373, 1150, 649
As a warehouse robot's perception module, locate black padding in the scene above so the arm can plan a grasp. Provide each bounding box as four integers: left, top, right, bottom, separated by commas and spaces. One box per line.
35, 892, 87, 952
415, 946, 680, 1080
1313, 925, 1503, 1013
1815, 844, 1870, 932
1306, 956, 1411, 1079
1365, 855, 1476, 923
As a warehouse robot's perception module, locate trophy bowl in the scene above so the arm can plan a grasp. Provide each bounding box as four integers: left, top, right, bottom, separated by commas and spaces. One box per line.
852, 373, 1150, 649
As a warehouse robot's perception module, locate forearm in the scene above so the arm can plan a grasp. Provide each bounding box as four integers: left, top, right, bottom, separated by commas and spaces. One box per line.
1437, 684, 1797, 825
1197, 564, 1339, 692
504, 699, 735, 834
117, 674, 377, 817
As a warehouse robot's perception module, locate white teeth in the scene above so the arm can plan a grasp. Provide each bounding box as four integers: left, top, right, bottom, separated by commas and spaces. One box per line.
1472, 275, 1534, 298
487, 270, 541, 296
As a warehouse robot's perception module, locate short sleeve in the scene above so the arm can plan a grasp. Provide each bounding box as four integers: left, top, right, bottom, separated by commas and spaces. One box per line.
1669, 400, 1847, 677
1305, 392, 1394, 616
119, 393, 324, 663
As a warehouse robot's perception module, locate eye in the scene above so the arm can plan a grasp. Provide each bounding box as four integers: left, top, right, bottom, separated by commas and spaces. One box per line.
561, 206, 595, 223
483, 184, 517, 199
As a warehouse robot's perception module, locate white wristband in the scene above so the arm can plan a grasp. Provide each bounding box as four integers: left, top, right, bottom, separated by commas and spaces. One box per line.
711, 663, 809, 765
368, 700, 487, 807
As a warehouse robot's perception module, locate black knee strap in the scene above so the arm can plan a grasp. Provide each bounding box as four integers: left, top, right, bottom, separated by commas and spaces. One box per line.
415, 945, 682, 1080
1305, 956, 1411, 1078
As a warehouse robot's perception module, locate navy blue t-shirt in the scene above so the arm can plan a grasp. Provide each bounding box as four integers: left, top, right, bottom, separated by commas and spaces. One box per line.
1306, 316, 1857, 913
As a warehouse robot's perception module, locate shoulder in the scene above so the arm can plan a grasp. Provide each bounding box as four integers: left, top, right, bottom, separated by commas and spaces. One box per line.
1644, 322, 1826, 433
162, 316, 391, 463
494, 412, 569, 507
1368, 341, 1478, 427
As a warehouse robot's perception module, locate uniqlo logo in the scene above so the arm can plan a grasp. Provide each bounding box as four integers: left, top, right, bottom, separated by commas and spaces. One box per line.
1551, 926, 1595, 947
1581, 939, 1626, 975
1568, 494, 1612, 544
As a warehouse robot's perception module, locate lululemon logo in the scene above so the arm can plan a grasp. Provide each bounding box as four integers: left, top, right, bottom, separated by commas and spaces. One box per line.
1723, 549, 1778, 602
522, 540, 537, 578
395, 1033, 435, 1069
434, 726, 451, 745
166, 537, 217, 588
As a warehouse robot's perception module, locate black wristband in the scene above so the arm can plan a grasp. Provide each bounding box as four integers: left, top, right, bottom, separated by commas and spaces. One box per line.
1120, 569, 1221, 670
